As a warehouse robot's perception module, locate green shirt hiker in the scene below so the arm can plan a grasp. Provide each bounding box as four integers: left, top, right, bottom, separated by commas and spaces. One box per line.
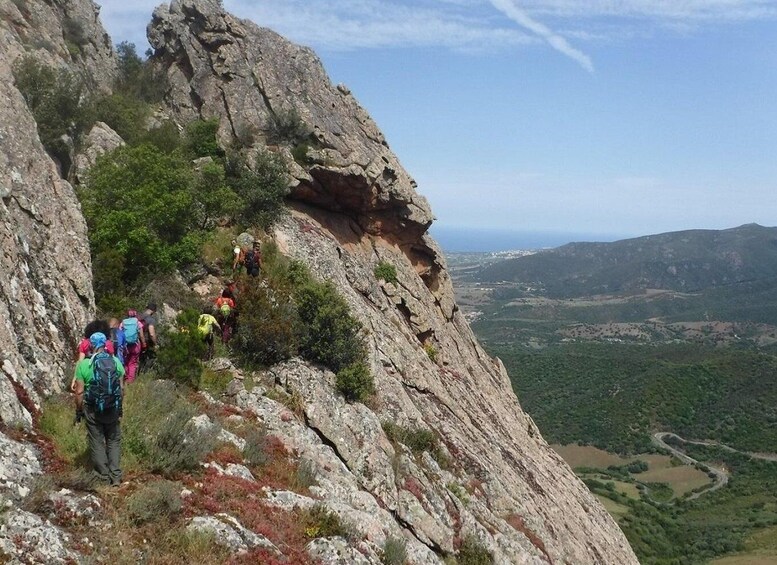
74, 332, 125, 486
74, 355, 125, 387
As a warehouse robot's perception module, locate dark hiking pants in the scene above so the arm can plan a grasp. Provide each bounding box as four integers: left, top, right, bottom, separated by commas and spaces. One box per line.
84, 408, 122, 485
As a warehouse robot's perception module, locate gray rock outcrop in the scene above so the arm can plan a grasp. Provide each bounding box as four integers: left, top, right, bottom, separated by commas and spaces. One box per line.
0, 0, 109, 503
146, 2, 640, 562
72, 121, 124, 183
1, 0, 117, 90
148, 0, 432, 245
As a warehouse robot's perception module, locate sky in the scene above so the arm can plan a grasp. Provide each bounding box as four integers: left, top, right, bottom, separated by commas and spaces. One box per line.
96, 0, 777, 243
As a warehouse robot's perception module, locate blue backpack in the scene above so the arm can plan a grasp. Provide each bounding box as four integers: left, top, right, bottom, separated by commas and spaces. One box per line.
123, 317, 139, 344
84, 353, 122, 415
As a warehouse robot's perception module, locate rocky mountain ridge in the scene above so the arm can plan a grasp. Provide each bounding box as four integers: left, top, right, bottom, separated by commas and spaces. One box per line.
479, 223, 777, 298
0, 0, 638, 562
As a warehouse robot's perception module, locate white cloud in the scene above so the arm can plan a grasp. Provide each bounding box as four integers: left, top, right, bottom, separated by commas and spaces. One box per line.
227, 0, 534, 51
488, 0, 594, 71
96, 0, 777, 61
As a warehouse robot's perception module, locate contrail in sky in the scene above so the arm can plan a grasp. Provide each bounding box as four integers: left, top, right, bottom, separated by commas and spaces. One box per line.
488, 0, 594, 72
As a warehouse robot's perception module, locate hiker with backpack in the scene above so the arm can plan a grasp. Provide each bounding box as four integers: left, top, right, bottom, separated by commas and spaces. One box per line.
245, 241, 262, 278
121, 310, 145, 384
73, 332, 124, 486
71, 320, 115, 392
215, 291, 236, 344
108, 318, 126, 366
232, 240, 245, 275
222, 279, 237, 301
197, 311, 221, 360
139, 303, 158, 373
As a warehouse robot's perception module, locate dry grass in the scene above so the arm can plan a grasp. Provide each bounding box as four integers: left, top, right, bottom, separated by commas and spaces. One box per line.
551, 444, 631, 469
594, 495, 630, 516
634, 466, 711, 496
640, 454, 676, 470
609, 480, 641, 500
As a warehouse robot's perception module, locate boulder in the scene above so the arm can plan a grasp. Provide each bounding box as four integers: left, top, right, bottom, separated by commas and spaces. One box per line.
188, 514, 279, 554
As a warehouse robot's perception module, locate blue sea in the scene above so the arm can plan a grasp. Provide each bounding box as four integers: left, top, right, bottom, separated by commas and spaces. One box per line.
430, 226, 629, 253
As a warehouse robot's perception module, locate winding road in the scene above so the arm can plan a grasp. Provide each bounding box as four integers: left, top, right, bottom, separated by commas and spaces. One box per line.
651, 432, 777, 501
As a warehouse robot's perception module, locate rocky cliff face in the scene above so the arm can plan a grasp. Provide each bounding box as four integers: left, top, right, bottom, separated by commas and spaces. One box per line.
148, 1, 639, 563
0, 0, 110, 497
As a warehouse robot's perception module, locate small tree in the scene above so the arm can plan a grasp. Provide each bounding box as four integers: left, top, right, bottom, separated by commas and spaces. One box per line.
155, 309, 205, 388
226, 150, 288, 229
295, 281, 366, 373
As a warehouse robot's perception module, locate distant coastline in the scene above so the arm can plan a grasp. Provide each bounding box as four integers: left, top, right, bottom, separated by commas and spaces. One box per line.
431, 225, 628, 252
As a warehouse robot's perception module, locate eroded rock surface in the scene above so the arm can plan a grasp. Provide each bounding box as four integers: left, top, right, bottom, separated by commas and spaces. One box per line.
0, 1, 104, 440
148, 1, 639, 563
148, 0, 432, 245
0, 0, 639, 562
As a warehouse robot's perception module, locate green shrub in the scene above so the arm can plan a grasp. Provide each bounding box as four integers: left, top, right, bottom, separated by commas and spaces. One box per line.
200, 227, 238, 267
424, 343, 438, 363
382, 536, 408, 565
232, 277, 298, 367
122, 378, 218, 476
382, 421, 451, 469
22, 476, 56, 515
374, 261, 398, 284
296, 280, 366, 373
198, 368, 233, 397
13, 56, 92, 173
336, 362, 374, 403
267, 109, 310, 145
62, 17, 87, 56
62, 18, 87, 45
243, 427, 270, 468
291, 141, 313, 166
294, 459, 318, 491
191, 161, 243, 230
302, 504, 351, 539
92, 248, 127, 312
457, 535, 494, 565
185, 119, 224, 160
125, 480, 182, 525
383, 422, 436, 454
92, 93, 150, 145
81, 143, 217, 286
151, 528, 230, 563
114, 41, 168, 104
155, 309, 205, 388
226, 150, 288, 229
140, 121, 182, 154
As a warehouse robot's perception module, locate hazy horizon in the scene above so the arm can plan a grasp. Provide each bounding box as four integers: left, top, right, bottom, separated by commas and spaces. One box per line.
431, 222, 775, 252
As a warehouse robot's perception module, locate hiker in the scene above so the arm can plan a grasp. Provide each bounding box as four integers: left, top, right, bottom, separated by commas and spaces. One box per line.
245, 241, 262, 278
77, 320, 113, 361
121, 310, 145, 383
215, 291, 236, 343
232, 240, 245, 275
139, 303, 158, 372
73, 332, 125, 486
222, 279, 237, 301
71, 320, 114, 392
108, 318, 126, 366
197, 311, 221, 360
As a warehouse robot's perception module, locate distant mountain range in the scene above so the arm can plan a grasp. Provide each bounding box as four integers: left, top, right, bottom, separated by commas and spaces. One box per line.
478, 224, 777, 297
